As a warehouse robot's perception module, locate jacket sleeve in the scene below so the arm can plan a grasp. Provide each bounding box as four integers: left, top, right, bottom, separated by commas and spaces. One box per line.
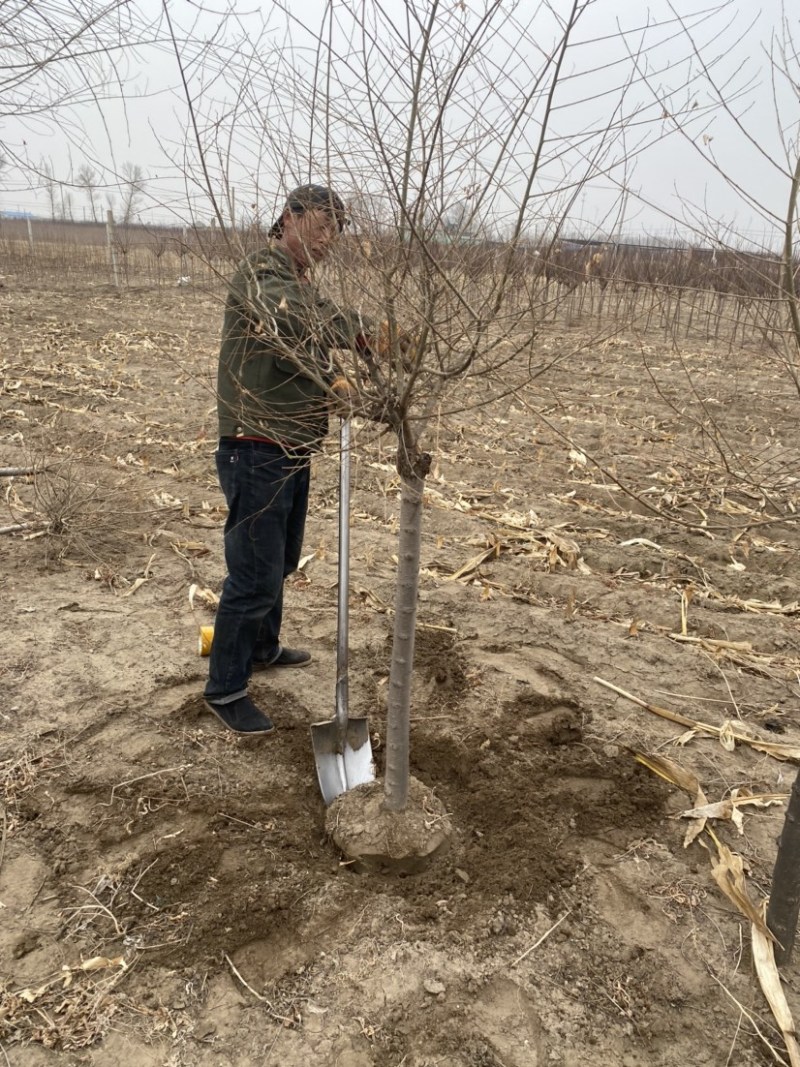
231, 257, 372, 385
314, 293, 374, 353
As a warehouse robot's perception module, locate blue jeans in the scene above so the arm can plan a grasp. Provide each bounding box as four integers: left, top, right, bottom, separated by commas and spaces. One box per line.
204, 439, 310, 702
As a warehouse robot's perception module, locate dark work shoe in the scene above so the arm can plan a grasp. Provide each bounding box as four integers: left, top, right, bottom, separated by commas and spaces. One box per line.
253, 646, 312, 670
203, 695, 276, 736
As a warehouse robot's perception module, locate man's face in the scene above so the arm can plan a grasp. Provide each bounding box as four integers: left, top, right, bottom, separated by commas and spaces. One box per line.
281, 207, 340, 269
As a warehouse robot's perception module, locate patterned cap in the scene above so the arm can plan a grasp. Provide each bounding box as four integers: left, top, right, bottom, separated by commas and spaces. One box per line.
281, 184, 348, 231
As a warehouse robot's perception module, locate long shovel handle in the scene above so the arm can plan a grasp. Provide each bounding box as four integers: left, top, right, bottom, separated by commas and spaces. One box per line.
335, 417, 351, 739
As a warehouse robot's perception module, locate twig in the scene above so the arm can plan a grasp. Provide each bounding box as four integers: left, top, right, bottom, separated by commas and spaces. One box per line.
0, 805, 7, 878
217, 812, 268, 831
594, 676, 697, 729
224, 952, 266, 1001
24, 874, 48, 914
670, 634, 754, 653
0, 522, 44, 535
506, 909, 572, 968
416, 621, 458, 634
709, 968, 790, 1067
130, 859, 160, 912
223, 952, 294, 1024
725, 1008, 744, 1067
409, 714, 463, 721
594, 676, 800, 761
264, 1025, 284, 1066
64, 885, 124, 935
136, 933, 192, 951
106, 764, 193, 805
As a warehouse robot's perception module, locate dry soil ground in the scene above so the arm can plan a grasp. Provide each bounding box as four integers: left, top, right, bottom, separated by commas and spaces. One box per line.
1, 274, 800, 1067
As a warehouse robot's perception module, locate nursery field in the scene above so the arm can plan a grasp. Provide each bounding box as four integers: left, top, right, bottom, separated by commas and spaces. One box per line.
1, 272, 799, 1067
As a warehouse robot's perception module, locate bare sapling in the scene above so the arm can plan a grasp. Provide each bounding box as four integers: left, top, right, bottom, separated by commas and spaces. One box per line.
619, 8, 800, 526
171, 0, 715, 868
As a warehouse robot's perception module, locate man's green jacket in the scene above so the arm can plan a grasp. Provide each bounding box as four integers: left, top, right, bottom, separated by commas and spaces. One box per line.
217, 245, 367, 449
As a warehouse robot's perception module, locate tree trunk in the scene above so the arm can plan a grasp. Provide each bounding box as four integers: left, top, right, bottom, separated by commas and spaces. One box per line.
383, 469, 425, 813
767, 769, 800, 966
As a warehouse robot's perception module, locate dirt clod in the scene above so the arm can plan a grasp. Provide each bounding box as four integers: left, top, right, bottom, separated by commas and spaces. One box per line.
326, 776, 453, 874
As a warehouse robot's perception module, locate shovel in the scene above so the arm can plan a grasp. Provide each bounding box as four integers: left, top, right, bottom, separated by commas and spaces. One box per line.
311, 417, 375, 805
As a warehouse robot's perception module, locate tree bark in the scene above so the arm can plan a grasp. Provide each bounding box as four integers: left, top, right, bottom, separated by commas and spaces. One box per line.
767, 769, 800, 966
382, 469, 424, 813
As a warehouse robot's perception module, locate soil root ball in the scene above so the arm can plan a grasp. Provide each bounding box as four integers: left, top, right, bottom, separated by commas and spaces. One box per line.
326, 775, 453, 875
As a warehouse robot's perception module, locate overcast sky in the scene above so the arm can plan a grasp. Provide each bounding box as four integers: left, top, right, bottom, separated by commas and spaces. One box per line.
1, 0, 796, 250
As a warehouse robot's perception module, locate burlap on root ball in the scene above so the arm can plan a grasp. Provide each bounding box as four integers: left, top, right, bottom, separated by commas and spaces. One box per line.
325, 775, 453, 875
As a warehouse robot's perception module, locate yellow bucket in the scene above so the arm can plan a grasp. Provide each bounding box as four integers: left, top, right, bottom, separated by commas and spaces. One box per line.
198, 625, 214, 656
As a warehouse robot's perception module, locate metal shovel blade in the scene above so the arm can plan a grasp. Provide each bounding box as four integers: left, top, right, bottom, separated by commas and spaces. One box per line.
311, 417, 375, 805
311, 714, 374, 806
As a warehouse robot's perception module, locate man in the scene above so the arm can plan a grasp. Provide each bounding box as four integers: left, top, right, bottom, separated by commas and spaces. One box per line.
204, 183, 375, 737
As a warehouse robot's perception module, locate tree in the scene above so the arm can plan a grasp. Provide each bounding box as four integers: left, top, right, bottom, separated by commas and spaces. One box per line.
619, 5, 800, 520
0, 1, 157, 213
292, 1, 727, 820
77, 164, 100, 222
40, 158, 58, 221
169, 0, 731, 848
120, 162, 145, 225
643, 2, 800, 971
61, 188, 74, 222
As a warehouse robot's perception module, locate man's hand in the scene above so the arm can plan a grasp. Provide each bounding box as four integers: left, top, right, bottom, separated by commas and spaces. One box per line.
354, 321, 418, 383
331, 377, 397, 426
374, 321, 417, 370
330, 376, 357, 415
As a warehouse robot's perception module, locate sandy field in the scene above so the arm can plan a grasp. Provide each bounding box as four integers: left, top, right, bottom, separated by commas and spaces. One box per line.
1, 270, 799, 1067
